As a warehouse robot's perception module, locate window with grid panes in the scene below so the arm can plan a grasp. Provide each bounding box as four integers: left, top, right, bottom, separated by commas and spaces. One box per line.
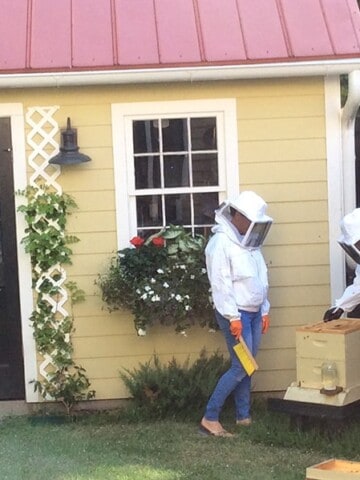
112, 99, 239, 247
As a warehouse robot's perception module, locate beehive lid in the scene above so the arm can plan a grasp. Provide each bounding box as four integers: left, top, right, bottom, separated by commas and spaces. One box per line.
306, 459, 360, 480
297, 319, 360, 335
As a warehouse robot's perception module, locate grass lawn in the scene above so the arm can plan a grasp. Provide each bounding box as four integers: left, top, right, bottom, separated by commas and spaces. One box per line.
1, 400, 359, 480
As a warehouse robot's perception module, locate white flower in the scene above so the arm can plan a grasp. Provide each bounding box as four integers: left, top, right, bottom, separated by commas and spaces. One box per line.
185, 305, 191, 311
190, 275, 195, 279
141, 293, 148, 300
137, 328, 147, 336
163, 282, 169, 288
201, 268, 207, 274
136, 289, 141, 294
151, 295, 160, 302
180, 264, 186, 270
170, 293, 175, 298
175, 294, 183, 302
150, 278, 156, 283
119, 253, 125, 258
157, 268, 164, 274
144, 285, 151, 291
184, 295, 190, 299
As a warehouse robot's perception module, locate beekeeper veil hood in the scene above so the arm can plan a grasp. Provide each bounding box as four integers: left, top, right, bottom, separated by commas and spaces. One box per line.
338, 208, 360, 264
216, 191, 273, 248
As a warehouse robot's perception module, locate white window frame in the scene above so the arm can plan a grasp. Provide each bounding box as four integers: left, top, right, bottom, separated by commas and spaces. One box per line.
112, 99, 239, 248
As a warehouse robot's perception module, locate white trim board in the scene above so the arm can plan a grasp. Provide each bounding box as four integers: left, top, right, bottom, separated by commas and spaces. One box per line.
325, 77, 346, 304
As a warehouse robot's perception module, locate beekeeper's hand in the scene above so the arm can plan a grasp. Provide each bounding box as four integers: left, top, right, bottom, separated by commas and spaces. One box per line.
230, 319, 242, 340
323, 307, 343, 322
262, 314, 270, 334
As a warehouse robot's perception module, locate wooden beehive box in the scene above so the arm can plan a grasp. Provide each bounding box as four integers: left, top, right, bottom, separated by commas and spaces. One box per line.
296, 319, 360, 390
306, 459, 360, 480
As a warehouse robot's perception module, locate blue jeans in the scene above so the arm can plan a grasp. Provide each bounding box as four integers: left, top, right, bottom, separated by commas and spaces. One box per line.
204, 309, 262, 421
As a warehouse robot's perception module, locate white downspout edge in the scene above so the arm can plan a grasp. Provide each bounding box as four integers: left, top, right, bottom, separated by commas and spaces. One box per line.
325, 77, 346, 303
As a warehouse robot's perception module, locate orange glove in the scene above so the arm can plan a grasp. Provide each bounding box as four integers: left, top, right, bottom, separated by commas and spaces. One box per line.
262, 314, 270, 334
230, 319, 242, 340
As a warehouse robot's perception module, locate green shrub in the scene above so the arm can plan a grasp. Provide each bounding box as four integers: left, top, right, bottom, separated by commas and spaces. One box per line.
120, 349, 230, 420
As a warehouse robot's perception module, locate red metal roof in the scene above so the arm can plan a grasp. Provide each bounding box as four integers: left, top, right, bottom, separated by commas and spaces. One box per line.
0, 0, 359, 74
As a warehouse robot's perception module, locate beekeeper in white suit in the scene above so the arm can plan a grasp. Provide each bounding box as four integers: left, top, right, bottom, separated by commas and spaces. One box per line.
324, 208, 360, 322
200, 190, 273, 437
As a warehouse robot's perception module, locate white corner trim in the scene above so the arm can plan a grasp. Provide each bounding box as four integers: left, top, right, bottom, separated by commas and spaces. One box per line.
342, 71, 360, 215
0, 104, 37, 402
324, 77, 346, 303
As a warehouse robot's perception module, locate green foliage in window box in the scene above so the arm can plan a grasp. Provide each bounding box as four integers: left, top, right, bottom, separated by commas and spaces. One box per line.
17, 186, 95, 415
98, 225, 216, 333
120, 349, 229, 419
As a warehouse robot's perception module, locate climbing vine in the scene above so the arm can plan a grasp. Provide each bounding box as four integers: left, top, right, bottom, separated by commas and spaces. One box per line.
17, 186, 95, 415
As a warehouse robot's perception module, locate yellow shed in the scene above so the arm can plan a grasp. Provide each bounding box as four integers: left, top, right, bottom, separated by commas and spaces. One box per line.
0, 0, 360, 407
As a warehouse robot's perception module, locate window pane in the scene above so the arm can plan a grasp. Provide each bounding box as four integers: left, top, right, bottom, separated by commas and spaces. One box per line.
136, 195, 162, 227
193, 192, 219, 225
162, 118, 188, 152
135, 156, 161, 189
165, 194, 191, 225
136, 228, 161, 240
191, 117, 217, 151
192, 153, 218, 186
164, 154, 189, 188
133, 120, 159, 154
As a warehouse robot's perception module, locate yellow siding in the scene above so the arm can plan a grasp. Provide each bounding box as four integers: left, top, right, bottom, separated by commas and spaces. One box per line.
0, 76, 331, 399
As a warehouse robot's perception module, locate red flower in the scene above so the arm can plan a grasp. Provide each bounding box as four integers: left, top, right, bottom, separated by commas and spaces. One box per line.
130, 236, 145, 248
152, 237, 165, 248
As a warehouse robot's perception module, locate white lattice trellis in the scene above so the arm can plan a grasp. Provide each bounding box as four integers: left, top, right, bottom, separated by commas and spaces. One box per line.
26, 106, 70, 384
26, 106, 62, 192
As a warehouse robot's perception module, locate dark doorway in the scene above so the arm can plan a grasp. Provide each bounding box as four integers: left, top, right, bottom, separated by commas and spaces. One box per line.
0, 117, 25, 399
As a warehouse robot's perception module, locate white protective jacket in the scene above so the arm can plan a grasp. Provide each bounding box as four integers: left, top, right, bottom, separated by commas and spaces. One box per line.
334, 208, 360, 312
336, 264, 360, 312
205, 201, 270, 319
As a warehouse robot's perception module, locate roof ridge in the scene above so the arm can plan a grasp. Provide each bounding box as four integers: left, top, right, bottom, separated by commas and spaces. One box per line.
235, 0, 248, 59
345, 0, 360, 52
26, 0, 32, 68
319, 0, 337, 54
110, 0, 118, 65
153, 0, 162, 64
275, 0, 293, 58
192, 0, 206, 62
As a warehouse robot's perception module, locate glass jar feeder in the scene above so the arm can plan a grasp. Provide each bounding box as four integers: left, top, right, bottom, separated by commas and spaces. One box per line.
320, 361, 342, 395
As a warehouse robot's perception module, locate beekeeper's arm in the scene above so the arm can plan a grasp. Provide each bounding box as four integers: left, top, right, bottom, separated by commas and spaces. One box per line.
324, 265, 360, 321
336, 264, 360, 312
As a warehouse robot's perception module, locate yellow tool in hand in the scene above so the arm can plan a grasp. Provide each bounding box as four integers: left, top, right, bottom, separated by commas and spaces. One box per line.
233, 336, 259, 376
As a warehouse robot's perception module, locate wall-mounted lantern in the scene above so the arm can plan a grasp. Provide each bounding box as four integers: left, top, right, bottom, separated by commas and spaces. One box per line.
49, 117, 91, 165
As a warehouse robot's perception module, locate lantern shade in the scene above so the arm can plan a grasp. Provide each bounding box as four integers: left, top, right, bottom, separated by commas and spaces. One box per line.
49, 118, 91, 165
